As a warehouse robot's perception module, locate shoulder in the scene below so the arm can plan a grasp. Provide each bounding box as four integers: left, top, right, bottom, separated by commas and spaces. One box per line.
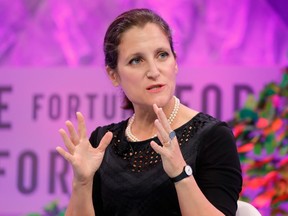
89, 119, 128, 148
193, 112, 231, 133
192, 112, 225, 135
195, 113, 238, 162
194, 113, 235, 152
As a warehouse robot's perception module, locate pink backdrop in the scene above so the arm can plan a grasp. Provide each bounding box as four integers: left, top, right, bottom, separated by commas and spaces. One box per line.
0, 0, 287, 215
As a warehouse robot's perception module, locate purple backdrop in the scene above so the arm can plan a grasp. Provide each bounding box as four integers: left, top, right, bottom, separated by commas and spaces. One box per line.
0, 0, 287, 67
0, 0, 287, 215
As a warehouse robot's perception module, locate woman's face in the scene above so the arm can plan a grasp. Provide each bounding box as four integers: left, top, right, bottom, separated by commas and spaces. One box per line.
108, 23, 178, 109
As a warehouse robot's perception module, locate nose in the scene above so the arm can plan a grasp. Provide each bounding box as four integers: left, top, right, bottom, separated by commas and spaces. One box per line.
146, 61, 160, 79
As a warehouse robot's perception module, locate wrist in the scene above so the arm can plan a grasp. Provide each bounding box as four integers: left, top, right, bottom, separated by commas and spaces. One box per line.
170, 165, 193, 183
73, 178, 93, 188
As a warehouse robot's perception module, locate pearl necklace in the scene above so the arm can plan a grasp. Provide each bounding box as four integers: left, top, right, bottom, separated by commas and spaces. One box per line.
125, 96, 180, 142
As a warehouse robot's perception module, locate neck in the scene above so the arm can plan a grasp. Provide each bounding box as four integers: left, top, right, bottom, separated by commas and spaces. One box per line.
125, 96, 180, 142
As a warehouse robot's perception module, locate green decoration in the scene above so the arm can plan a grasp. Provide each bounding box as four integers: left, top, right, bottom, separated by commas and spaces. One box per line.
231, 66, 288, 215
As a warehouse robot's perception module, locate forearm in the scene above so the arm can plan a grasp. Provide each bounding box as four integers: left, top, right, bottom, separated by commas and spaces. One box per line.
65, 179, 95, 216
175, 176, 224, 216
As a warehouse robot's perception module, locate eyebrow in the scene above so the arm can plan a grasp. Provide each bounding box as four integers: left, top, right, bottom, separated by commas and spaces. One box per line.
128, 47, 169, 58
154, 47, 170, 53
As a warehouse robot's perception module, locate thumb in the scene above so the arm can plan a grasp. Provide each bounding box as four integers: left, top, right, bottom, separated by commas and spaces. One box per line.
97, 131, 113, 152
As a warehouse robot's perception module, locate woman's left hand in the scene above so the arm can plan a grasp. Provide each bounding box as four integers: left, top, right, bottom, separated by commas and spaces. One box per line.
150, 104, 186, 178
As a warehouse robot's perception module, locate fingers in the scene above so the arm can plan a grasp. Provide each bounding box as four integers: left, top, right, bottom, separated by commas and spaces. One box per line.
150, 140, 166, 155
153, 104, 172, 133
154, 119, 170, 147
55, 146, 73, 163
76, 112, 87, 139
97, 131, 113, 152
153, 104, 175, 147
59, 128, 75, 153
63, 112, 86, 145
65, 120, 79, 145
58, 112, 85, 155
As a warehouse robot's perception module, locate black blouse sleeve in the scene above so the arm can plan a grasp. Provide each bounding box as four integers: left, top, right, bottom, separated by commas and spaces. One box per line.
195, 123, 242, 216
89, 122, 125, 216
89, 126, 105, 215
89, 126, 105, 148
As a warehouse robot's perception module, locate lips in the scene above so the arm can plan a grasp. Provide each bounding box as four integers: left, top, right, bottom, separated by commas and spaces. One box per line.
146, 84, 164, 90
146, 84, 165, 93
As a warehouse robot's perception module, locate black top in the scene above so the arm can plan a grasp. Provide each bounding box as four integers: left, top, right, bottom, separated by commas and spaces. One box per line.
89, 113, 242, 216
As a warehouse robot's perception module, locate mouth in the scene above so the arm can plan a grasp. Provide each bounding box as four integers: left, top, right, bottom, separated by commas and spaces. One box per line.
146, 84, 164, 90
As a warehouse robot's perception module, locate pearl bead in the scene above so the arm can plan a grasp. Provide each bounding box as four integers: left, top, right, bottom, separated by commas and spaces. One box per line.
125, 96, 180, 142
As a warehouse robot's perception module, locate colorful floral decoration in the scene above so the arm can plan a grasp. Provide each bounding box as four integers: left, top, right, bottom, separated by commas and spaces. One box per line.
230, 67, 288, 215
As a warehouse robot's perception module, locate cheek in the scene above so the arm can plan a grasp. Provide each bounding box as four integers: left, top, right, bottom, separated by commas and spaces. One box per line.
166, 62, 178, 76
118, 73, 142, 91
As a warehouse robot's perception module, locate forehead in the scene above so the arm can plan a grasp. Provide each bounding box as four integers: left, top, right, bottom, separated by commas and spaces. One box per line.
118, 23, 170, 53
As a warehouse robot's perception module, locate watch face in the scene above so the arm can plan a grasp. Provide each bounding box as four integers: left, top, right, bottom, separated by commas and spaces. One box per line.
185, 165, 193, 175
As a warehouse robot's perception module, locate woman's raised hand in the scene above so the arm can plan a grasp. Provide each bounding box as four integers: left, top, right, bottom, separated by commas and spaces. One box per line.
56, 112, 113, 184
150, 104, 186, 178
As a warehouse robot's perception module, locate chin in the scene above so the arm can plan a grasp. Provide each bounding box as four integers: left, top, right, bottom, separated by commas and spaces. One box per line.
151, 95, 173, 108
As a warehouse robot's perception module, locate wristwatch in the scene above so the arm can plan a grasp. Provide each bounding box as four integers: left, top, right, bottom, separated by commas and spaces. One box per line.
170, 165, 193, 183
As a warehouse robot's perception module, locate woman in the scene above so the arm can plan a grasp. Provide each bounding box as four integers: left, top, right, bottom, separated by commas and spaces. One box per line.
56, 8, 242, 216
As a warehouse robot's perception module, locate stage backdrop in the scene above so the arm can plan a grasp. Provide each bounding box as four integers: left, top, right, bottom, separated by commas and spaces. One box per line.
0, 66, 281, 215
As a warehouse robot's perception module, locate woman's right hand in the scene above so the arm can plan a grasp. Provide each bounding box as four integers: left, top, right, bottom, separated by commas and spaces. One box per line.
56, 112, 113, 185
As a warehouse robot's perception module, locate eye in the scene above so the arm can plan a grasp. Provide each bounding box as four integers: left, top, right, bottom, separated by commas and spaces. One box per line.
129, 57, 142, 65
158, 51, 169, 60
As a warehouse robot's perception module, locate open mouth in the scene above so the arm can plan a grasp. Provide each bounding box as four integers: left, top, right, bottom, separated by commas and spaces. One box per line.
147, 84, 163, 90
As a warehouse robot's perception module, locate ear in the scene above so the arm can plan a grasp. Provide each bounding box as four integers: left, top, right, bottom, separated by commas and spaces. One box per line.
106, 66, 119, 86
175, 63, 178, 74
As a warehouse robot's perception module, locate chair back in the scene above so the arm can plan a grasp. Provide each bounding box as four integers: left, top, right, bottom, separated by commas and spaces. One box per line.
236, 200, 262, 216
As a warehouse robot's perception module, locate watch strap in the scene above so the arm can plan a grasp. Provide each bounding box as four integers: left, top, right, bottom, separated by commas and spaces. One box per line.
170, 165, 192, 183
